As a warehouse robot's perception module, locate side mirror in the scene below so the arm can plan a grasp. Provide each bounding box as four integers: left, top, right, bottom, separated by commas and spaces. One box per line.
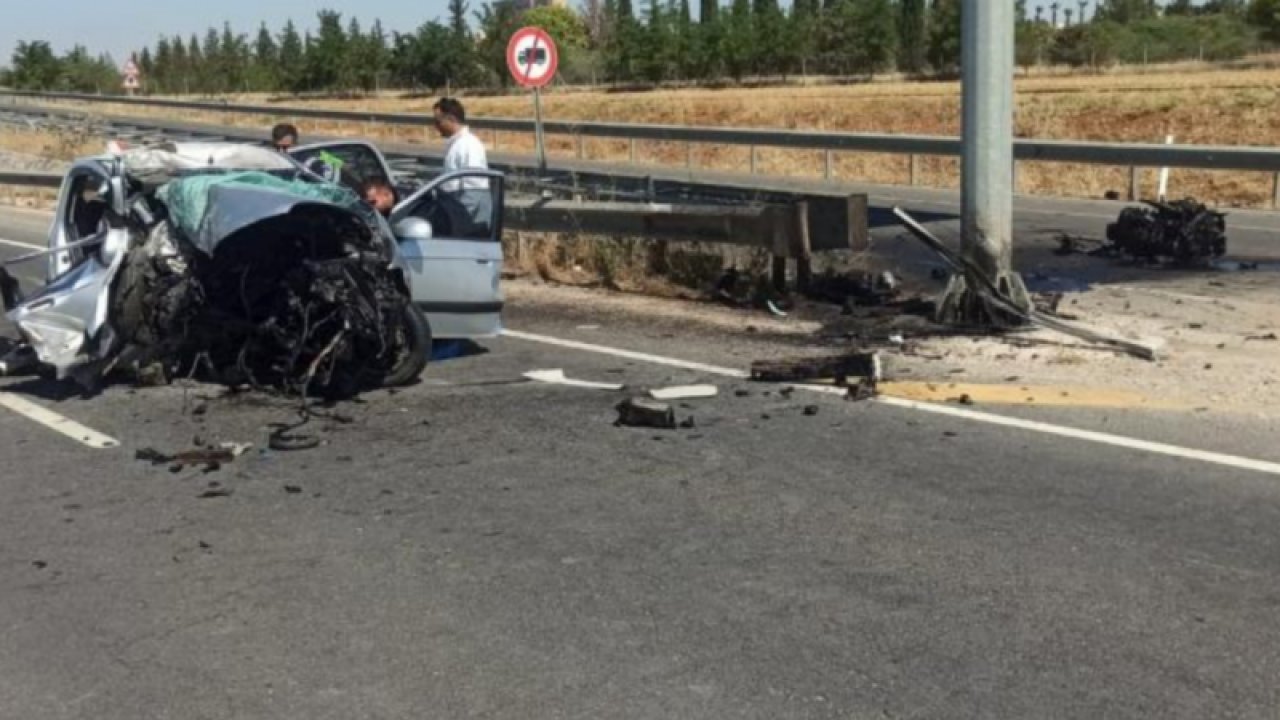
393, 217, 433, 242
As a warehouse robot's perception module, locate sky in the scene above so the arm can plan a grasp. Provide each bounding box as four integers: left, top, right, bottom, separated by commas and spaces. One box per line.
2, 0, 1202, 70
0, 1, 453, 66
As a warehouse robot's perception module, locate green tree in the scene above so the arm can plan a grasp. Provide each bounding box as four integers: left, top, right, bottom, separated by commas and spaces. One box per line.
391, 21, 484, 90
9, 41, 62, 90
1016, 15, 1055, 68
720, 0, 754, 79
898, 0, 928, 74
700, 0, 719, 23
250, 23, 278, 91
278, 21, 306, 92
1249, 0, 1280, 41
305, 11, 349, 91
450, 0, 471, 38
476, 0, 524, 84
219, 23, 249, 93
186, 34, 204, 92
1095, 0, 1157, 23
201, 28, 221, 92
170, 36, 191, 93
927, 0, 961, 74
152, 38, 173, 93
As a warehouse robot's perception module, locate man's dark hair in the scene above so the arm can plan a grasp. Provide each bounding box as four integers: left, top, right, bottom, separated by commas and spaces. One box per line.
359, 177, 393, 197
433, 97, 466, 124
271, 123, 299, 144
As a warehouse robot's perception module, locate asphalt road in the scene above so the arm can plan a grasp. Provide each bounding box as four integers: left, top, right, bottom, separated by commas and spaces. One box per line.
4, 206, 1280, 719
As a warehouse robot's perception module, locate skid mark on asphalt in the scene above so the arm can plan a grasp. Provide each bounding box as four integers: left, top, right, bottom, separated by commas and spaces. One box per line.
503, 329, 1280, 478
0, 391, 120, 449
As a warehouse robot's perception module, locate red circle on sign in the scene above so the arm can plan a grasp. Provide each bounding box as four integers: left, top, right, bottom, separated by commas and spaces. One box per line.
506, 27, 559, 89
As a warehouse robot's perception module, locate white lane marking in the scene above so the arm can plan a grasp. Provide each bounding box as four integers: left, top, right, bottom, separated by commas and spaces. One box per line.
503, 329, 1280, 477
502, 330, 751, 379
0, 392, 120, 449
0, 236, 44, 251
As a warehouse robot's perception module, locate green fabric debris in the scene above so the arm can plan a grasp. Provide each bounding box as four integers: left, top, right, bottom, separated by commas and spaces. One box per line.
158, 171, 362, 243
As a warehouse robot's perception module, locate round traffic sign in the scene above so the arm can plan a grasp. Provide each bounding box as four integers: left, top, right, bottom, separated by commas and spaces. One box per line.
506, 27, 559, 89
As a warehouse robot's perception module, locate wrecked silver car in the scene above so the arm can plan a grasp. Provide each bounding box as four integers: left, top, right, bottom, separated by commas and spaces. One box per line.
0, 143, 430, 395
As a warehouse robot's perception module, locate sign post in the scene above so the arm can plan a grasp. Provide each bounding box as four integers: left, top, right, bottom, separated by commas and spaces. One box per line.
506, 27, 559, 175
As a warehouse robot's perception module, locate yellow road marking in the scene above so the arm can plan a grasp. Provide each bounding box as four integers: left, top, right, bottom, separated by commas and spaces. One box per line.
877, 381, 1176, 409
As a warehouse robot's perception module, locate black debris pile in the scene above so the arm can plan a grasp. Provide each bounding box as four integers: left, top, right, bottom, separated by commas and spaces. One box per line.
804, 271, 901, 310
615, 397, 680, 430
137, 446, 236, 473
112, 203, 426, 399
1104, 199, 1227, 265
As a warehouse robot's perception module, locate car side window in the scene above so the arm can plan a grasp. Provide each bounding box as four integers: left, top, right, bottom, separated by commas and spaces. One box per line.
59, 171, 112, 272
405, 174, 499, 241
291, 144, 393, 198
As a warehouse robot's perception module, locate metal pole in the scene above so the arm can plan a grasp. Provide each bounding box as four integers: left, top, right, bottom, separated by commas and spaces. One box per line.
961, 0, 1016, 285
533, 87, 548, 175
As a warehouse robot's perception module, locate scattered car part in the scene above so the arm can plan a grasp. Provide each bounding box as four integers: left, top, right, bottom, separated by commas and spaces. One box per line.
750, 353, 882, 384
893, 207, 1160, 362
136, 446, 236, 471
1105, 199, 1226, 264
615, 398, 678, 430
649, 385, 719, 401
0, 344, 37, 377
523, 369, 625, 391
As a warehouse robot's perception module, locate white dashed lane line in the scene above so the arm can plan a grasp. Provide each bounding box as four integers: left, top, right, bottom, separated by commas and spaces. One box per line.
502, 329, 1280, 478
0, 391, 120, 450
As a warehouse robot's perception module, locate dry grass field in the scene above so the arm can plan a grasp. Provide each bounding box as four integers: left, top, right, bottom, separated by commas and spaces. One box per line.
30, 62, 1279, 207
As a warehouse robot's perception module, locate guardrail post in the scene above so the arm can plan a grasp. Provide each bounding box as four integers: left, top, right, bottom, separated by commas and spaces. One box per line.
909, 154, 920, 186
575, 134, 585, 160
492, 130, 500, 151
750, 146, 759, 175
793, 201, 813, 293
824, 151, 834, 180
1129, 166, 1140, 201
1272, 172, 1280, 210
629, 138, 637, 163
770, 207, 789, 294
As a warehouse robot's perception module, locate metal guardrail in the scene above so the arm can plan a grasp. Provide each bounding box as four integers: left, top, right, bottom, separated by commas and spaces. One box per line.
0, 170, 61, 188
0, 169, 832, 292
6, 89, 1280, 206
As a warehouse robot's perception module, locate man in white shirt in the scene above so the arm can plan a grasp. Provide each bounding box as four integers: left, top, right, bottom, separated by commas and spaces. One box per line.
434, 98, 488, 176
432, 98, 492, 237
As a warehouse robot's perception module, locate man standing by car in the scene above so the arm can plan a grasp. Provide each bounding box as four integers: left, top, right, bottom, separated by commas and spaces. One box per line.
433, 98, 487, 173
433, 98, 493, 239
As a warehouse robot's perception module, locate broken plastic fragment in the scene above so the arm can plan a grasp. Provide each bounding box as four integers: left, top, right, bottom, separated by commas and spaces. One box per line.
649, 385, 719, 401
523, 369, 624, 391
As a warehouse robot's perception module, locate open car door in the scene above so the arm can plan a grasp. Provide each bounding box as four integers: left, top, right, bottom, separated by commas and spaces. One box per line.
389, 170, 505, 339
7, 159, 131, 377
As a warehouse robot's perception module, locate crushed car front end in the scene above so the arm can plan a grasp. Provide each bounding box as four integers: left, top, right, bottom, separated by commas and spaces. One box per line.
2, 144, 428, 395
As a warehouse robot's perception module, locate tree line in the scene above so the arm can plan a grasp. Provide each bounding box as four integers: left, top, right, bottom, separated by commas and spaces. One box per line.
3, 0, 1280, 94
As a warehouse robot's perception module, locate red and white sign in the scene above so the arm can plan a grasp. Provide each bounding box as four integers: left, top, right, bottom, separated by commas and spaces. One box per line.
122, 57, 140, 90
506, 27, 558, 89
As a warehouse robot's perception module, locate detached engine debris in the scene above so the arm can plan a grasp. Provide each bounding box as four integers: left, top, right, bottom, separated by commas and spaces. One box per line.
1105, 199, 1227, 265
1, 143, 428, 396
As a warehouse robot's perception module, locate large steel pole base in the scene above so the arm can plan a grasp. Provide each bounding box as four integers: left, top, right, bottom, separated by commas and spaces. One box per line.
955, 0, 1027, 328
936, 270, 1031, 327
